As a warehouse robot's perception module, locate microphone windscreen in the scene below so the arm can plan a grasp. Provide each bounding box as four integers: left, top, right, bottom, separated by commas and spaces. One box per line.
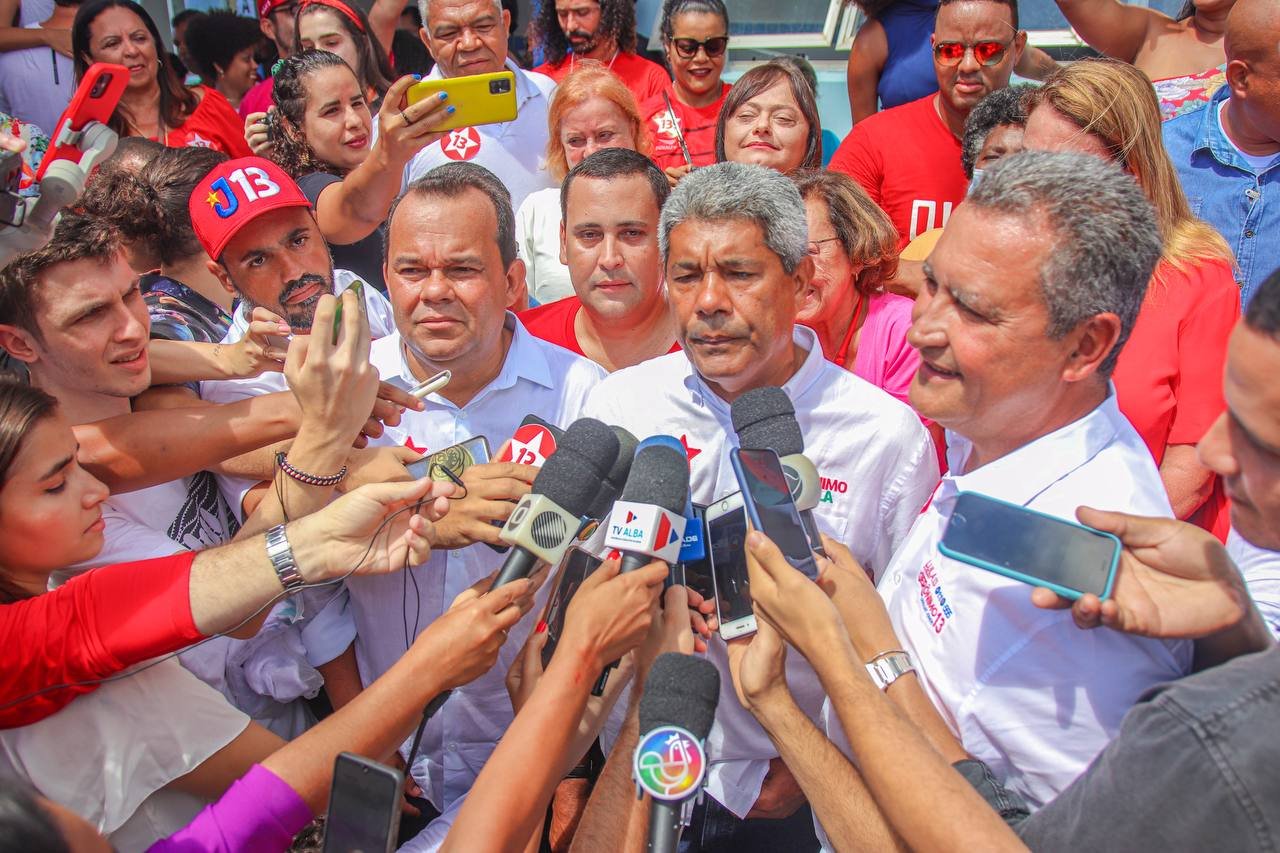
639, 653, 720, 741
731, 386, 805, 456
533, 417, 620, 518
587, 427, 639, 520
618, 445, 689, 514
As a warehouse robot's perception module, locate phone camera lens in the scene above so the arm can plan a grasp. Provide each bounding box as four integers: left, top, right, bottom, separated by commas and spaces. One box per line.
489, 78, 512, 94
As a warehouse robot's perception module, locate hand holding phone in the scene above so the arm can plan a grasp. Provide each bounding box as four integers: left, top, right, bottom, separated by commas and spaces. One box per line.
36, 63, 128, 182
406, 71, 517, 131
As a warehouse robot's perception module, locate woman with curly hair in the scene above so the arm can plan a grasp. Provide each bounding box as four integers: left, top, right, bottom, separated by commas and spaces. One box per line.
265, 49, 450, 291
529, 0, 668, 107
182, 11, 264, 110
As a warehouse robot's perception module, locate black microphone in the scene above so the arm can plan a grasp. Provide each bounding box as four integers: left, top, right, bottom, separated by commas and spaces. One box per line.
634, 653, 721, 853
603, 441, 691, 574
731, 387, 826, 556
584, 426, 639, 524
490, 418, 619, 589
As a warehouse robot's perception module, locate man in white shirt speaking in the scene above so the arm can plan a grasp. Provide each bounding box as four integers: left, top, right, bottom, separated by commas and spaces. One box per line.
363, 161, 604, 851
868, 150, 1191, 813
583, 160, 939, 849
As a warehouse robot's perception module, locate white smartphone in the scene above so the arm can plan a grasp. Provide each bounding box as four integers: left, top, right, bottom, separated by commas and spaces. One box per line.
705, 491, 756, 640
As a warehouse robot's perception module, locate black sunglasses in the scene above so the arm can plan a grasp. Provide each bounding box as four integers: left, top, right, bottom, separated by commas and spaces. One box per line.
670, 36, 728, 59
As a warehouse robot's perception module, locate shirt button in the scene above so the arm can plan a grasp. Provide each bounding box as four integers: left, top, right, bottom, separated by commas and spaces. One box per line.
447, 742, 457, 752
1245, 230, 1256, 238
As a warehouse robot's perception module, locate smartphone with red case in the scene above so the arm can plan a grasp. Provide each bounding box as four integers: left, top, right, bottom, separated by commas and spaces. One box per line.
36, 63, 129, 181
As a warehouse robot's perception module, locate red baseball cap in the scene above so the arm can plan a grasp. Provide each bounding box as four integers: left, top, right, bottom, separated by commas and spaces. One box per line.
258, 0, 292, 19
189, 157, 312, 262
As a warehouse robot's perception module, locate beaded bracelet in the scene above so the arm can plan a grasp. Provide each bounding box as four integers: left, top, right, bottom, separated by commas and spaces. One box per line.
276, 451, 348, 487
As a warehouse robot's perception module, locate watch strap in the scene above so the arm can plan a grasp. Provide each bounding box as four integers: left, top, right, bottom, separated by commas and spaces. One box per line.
865, 650, 914, 691
265, 524, 305, 592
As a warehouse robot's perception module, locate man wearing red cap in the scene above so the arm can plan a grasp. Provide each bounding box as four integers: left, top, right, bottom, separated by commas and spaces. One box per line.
238, 0, 298, 119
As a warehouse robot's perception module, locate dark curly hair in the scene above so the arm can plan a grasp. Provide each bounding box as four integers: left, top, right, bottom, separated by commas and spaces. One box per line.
72, 0, 199, 138
269, 49, 363, 178
183, 10, 264, 86
292, 0, 394, 98
960, 83, 1030, 178
528, 0, 637, 66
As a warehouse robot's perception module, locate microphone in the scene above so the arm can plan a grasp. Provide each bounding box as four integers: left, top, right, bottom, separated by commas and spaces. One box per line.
634, 653, 720, 853
489, 418, 619, 589
496, 415, 564, 466
604, 440, 690, 574
584, 426, 639, 524
731, 387, 826, 556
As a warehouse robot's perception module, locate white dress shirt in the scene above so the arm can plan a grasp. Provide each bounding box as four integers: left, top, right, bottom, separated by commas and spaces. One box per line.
1227, 529, 1280, 641
403, 59, 558, 211
869, 390, 1192, 813
515, 185, 573, 305
355, 314, 603, 851
583, 326, 939, 817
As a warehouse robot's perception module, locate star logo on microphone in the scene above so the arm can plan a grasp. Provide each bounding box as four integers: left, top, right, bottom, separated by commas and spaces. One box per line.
441, 127, 482, 161
679, 434, 701, 461
634, 726, 706, 801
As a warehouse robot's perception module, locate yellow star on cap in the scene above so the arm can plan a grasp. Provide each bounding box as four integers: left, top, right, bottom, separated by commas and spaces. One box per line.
205, 190, 220, 208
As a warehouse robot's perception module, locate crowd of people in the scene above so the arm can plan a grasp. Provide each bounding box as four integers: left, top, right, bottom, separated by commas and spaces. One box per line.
0, 0, 1278, 849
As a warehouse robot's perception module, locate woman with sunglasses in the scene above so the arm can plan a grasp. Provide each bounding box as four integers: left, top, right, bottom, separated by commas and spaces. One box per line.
641, 0, 729, 186
1051, 0, 1234, 119
1022, 58, 1240, 540
715, 58, 823, 175
71, 0, 251, 156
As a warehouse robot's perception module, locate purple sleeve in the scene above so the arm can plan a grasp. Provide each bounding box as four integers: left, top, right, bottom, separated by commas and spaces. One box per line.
148, 765, 313, 853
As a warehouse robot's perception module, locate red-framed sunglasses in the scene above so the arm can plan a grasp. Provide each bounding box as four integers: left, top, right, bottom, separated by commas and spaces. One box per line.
933, 40, 1011, 67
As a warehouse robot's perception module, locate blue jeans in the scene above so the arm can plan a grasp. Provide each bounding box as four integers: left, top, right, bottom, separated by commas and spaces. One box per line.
678, 797, 819, 852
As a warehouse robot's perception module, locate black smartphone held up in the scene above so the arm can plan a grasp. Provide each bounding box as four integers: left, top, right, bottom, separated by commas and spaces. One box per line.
729, 447, 819, 580
321, 753, 402, 853
939, 491, 1122, 601
678, 503, 715, 603
540, 546, 603, 668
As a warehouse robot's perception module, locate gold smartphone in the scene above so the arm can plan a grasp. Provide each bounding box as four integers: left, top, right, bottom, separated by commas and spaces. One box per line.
406, 71, 517, 131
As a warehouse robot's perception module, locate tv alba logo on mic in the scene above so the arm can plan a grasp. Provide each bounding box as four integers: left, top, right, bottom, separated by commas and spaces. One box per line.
633, 726, 706, 801
604, 501, 687, 562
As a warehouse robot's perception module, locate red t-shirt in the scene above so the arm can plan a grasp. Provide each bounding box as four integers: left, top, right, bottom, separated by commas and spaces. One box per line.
534, 51, 670, 109
1113, 256, 1240, 541
0, 551, 202, 728
640, 84, 729, 172
166, 87, 253, 158
828, 94, 968, 249
518, 296, 680, 358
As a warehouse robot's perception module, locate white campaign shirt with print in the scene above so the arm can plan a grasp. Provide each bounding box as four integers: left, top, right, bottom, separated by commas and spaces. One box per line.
583, 326, 940, 818
357, 314, 603, 852
201, 268, 396, 520
869, 390, 1192, 813
403, 60, 557, 211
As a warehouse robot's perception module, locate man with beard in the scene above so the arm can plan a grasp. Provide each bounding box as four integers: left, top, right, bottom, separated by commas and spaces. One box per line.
530, 0, 669, 107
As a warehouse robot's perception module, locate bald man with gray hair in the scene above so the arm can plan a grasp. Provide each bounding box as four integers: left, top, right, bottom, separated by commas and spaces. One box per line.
1163, 0, 1280, 306
580, 160, 938, 849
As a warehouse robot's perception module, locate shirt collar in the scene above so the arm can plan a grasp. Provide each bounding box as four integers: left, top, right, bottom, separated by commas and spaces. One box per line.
682, 325, 827, 417
397, 312, 555, 407
937, 386, 1127, 511
1194, 86, 1270, 173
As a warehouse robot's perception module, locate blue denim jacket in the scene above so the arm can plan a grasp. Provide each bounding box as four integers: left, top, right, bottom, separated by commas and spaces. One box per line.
1163, 86, 1280, 306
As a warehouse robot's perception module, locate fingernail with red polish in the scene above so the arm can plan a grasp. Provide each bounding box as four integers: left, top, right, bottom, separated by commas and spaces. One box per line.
535, 620, 547, 633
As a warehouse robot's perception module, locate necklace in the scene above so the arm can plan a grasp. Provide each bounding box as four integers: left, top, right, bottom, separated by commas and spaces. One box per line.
569, 46, 619, 72
832, 291, 868, 369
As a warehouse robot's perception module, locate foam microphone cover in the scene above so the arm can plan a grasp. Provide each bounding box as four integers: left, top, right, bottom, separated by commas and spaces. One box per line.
730, 386, 805, 456
638, 653, 720, 741
586, 426, 639, 521
619, 445, 689, 515
533, 417, 620, 517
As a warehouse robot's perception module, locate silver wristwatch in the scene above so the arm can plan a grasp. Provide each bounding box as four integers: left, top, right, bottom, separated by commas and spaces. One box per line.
866, 650, 915, 691
265, 524, 305, 592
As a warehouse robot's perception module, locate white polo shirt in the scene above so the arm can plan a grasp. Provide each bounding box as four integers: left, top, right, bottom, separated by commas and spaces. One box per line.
403, 59, 558, 211
869, 390, 1192, 811
356, 314, 603, 852
583, 325, 939, 817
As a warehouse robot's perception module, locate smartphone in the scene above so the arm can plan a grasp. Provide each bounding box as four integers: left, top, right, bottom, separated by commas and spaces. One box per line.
321, 753, 402, 853
0, 149, 22, 227
540, 546, 603, 668
706, 492, 755, 640
939, 491, 1122, 600
331, 278, 366, 344
729, 447, 819, 580
36, 63, 129, 182
406, 434, 490, 482
405, 71, 517, 132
